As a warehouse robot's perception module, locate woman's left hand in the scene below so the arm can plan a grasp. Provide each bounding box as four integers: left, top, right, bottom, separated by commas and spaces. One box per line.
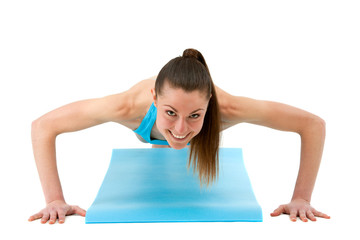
270, 199, 330, 222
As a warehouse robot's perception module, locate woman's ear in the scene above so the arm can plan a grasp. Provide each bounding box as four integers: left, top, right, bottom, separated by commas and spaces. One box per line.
151, 88, 157, 107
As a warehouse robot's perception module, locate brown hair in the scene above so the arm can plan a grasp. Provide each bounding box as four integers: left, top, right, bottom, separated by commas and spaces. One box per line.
155, 48, 221, 188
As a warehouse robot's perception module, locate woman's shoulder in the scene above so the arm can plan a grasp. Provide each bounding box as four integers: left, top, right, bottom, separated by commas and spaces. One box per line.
106, 76, 156, 129
128, 77, 156, 95
128, 76, 156, 108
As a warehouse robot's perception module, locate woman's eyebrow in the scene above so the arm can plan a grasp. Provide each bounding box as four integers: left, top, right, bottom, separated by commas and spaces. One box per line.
164, 105, 204, 114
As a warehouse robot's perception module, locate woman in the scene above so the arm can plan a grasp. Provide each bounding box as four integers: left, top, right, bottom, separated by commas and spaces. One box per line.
29, 48, 330, 224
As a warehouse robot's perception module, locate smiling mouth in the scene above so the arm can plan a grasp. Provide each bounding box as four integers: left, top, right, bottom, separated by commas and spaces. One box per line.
168, 130, 190, 140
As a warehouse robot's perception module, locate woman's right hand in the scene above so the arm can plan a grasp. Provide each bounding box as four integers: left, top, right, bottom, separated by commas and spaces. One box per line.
28, 200, 86, 224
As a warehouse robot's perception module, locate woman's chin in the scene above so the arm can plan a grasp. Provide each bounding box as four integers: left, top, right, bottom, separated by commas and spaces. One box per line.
169, 144, 188, 150
166, 131, 192, 149
166, 138, 190, 150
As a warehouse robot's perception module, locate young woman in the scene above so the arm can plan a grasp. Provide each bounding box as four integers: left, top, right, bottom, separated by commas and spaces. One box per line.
29, 48, 330, 224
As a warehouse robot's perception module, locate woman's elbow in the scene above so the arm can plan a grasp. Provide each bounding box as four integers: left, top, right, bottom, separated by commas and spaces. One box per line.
31, 117, 42, 134
31, 117, 57, 139
301, 115, 326, 137
314, 115, 326, 133
32, 117, 45, 138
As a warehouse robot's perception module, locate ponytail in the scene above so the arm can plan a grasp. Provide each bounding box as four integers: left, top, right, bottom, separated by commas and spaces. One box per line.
155, 48, 221, 188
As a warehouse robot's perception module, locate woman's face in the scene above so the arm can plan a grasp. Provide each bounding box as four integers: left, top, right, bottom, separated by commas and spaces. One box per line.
152, 82, 210, 150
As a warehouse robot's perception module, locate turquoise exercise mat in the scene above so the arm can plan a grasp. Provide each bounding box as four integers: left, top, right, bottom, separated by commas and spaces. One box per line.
85, 148, 262, 223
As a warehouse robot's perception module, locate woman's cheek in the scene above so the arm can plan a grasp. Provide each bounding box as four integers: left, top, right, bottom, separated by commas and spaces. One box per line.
157, 116, 172, 132
194, 118, 205, 132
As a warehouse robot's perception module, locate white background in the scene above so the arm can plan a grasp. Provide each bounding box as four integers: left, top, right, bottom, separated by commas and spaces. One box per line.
1, 0, 359, 239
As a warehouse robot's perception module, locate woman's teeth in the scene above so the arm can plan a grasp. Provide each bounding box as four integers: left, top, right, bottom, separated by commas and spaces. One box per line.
169, 130, 187, 139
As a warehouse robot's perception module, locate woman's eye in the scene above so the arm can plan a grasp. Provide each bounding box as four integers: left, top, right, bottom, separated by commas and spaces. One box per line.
166, 111, 176, 116
190, 114, 200, 119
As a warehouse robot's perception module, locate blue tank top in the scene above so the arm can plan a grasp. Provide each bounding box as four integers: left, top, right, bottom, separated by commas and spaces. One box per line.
133, 102, 170, 145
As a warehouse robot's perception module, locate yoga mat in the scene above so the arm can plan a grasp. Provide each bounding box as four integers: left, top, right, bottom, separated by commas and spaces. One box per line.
86, 148, 262, 223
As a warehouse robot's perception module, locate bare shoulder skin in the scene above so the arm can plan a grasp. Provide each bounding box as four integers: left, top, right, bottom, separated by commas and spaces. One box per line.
111, 76, 158, 130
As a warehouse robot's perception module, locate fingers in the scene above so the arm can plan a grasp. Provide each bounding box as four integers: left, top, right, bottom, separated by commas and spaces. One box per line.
58, 210, 66, 224
74, 206, 87, 217
313, 210, 331, 219
40, 210, 57, 224
29, 210, 65, 224
306, 210, 317, 221
28, 212, 43, 222
270, 206, 330, 222
69, 205, 87, 217
289, 209, 298, 222
289, 209, 330, 222
49, 211, 58, 224
299, 210, 308, 222
271, 199, 331, 223
270, 205, 285, 217
29, 203, 86, 224
28, 211, 52, 224
41, 212, 50, 224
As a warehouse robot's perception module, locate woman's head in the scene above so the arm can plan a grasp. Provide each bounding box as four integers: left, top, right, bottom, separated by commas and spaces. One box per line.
152, 81, 210, 149
152, 48, 221, 188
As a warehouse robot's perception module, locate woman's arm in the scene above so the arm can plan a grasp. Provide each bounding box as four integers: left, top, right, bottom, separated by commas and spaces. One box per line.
219, 92, 330, 222
29, 91, 134, 224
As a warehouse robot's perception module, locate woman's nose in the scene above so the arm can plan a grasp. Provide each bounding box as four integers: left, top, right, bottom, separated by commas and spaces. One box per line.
174, 118, 187, 134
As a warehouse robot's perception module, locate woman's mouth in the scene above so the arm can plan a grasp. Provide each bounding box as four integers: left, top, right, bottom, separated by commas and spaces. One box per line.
168, 130, 190, 141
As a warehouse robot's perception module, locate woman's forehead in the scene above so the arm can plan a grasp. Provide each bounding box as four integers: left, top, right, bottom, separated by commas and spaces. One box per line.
159, 82, 208, 99
156, 89, 208, 112
158, 89, 207, 104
